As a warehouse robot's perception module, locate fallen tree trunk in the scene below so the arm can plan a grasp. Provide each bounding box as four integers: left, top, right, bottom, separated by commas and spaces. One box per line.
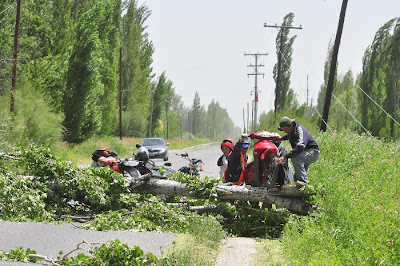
131, 178, 314, 215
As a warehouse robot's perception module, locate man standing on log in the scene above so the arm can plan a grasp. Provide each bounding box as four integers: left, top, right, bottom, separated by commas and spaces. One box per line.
277, 117, 320, 188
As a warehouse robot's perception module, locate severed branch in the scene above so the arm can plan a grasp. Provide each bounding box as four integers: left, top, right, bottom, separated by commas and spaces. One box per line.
60, 239, 101, 261
27, 254, 60, 266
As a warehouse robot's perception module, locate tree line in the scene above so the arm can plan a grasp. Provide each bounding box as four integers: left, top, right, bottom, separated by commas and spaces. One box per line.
0, 0, 235, 145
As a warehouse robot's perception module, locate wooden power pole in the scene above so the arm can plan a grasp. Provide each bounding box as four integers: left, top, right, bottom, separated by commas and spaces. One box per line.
119, 47, 123, 140
320, 0, 348, 132
10, 0, 21, 113
244, 52, 267, 130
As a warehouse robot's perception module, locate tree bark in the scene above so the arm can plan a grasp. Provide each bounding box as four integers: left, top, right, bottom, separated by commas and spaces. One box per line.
131, 179, 314, 215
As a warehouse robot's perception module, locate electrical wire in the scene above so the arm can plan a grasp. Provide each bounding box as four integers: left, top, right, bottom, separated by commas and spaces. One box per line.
331, 93, 372, 136
357, 84, 400, 128
313, 106, 330, 130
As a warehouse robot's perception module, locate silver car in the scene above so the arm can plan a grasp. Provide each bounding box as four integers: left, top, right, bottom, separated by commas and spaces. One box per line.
141, 138, 169, 161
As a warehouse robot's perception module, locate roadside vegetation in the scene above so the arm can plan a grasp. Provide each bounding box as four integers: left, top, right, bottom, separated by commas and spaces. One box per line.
279, 130, 400, 265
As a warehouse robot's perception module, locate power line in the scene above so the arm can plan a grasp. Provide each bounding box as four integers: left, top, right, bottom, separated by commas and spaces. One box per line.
332, 93, 372, 137
313, 106, 330, 130
357, 84, 400, 128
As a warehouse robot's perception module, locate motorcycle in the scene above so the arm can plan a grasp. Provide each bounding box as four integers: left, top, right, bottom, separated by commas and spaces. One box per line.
246, 131, 281, 188
94, 145, 171, 179
176, 153, 204, 177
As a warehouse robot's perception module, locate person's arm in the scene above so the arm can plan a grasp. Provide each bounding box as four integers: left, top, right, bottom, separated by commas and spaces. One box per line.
217, 155, 223, 166
98, 156, 117, 166
285, 127, 306, 158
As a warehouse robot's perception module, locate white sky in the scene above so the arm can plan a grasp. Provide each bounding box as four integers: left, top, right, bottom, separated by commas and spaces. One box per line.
141, 0, 400, 128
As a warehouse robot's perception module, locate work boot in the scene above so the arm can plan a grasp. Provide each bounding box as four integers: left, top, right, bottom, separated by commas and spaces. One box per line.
295, 180, 306, 188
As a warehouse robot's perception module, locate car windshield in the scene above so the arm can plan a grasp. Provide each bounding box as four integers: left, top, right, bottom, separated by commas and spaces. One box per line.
142, 139, 165, 146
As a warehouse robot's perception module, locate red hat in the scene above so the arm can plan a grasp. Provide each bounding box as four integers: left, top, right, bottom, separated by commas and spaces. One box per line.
221, 138, 233, 151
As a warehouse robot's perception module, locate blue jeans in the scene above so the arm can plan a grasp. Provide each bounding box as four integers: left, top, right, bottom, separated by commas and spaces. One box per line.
290, 148, 320, 183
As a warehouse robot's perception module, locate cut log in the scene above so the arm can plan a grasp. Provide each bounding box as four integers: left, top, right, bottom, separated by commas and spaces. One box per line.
131, 178, 314, 215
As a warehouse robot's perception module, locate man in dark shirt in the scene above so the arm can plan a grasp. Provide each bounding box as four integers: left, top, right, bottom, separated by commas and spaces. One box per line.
277, 117, 320, 187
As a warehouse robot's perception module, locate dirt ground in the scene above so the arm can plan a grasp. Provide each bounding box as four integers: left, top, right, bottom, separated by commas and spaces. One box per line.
215, 237, 257, 266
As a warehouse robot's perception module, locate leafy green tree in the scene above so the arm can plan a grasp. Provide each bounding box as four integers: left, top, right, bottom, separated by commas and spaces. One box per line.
149, 72, 173, 137
386, 19, 400, 138
204, 100, 234, 140
30, 0, 74, 112
360, 18, 400, 138
329, 70, 359, 130
122, 0, 153, 137
0, 0, 15, 96
63, 1, 104, 143
191, 91, 201, 136
273, 13, 297, 112
97, 0, 121, 135
168, 93, 185, 138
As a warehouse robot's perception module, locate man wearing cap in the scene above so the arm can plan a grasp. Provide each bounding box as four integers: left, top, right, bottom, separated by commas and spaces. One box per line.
223, 134, 250, 184
277, 117, 320, 187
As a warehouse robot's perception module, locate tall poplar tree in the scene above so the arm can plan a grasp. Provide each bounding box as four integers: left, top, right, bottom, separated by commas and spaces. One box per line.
97, 0, 121, 135
122, 0, 153, 136
63, 1, 104, 142
360, 18, 399, 138
191, 92, 201, 136
273, 13, 297, 112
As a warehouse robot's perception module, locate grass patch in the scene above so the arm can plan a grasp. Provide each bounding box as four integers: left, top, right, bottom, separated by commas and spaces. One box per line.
252, 239, 288, 266
161, 216, 226, 265
166, 137, 211, 150
279, 130, 400, 265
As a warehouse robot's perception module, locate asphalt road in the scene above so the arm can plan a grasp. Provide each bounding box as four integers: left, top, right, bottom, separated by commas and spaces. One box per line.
0, 221, 177, 261
157, 143, 222, 178
0, 143, 222, 265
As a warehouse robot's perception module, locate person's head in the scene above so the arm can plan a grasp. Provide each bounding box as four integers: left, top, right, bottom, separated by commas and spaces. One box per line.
278, 116, 295, 134
221, 139, 233, 155
241, 138, 250, 153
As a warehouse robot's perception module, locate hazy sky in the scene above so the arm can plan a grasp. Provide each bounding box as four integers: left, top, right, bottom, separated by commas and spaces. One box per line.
140, 0, 400, 129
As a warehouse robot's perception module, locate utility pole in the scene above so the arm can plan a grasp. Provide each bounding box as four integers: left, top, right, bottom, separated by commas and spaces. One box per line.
243, 108, 246, 133
251, 100, 254, 130
244, 52, 267, 130
320, 0, 348, 132
166, 100, 169, 139
307, 73, 309, 106
247, 102, 249, 134
264, 23, 302, 119
119, 47, 123, 140
148, 85, 154, 137
10, 0, 21, 113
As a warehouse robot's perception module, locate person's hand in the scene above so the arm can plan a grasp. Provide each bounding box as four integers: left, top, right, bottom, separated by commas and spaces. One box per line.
98, 157, 107, 163
277, 156, 286, 164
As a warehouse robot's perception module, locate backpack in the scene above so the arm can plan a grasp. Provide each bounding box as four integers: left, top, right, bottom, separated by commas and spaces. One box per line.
92, 148, 111, 162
